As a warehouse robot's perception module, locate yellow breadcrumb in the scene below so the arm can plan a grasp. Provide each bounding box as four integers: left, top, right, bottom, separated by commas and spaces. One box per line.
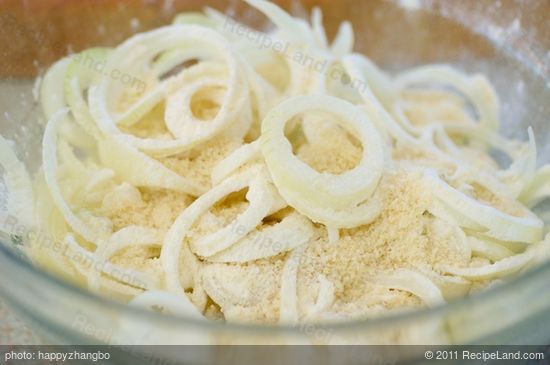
110, 246, 163, 279
297, 127, 362, 174
400, 89, 473, 126
105, 188, 193, 232
159, 136, 242, 190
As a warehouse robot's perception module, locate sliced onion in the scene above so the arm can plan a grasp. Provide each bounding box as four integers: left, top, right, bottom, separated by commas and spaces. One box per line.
244, 0, 315, 46
511, 127, 537, 187
0, 135, 35, 232
429, 216, 471, 261
305, 274, 335, 320
97, 137, 205, 196
418, 270, 471, 300
65, 234, 159, 290
244, 0, 330, 97
442, 240, 547, 280
277, 184, 382, 229
374, 269, 445, 307
172, 12, 216, 27
342, 54, 394, 108
129, 290, 204, 319
342, 55, 430, 158
40, 58, 72, 120
43, 109, 107, 243
164, 62, 250, 143
152, 48, 203, 77
528, 234, 550, 267
95, 226, 161, 258
490, 127, 539, 198
88, 226, 161, 290
311, 7, 328, 50
279, 244, 307, 324
160, 167, 280, 293
394, 64, 499, 133
346, 59, 505, 204
423, 169, 543, 243
243, 62, 281, 136
41, 57, 96, 149
448, 163, 518, 203
64, 48, 111, 138
519, 165, 550, 207
88, 25, 248, 156
190, 177, 275, 257
261, 95, 384, 211
330, 21, 354, 58
468, 235, 515, 262
211, 140, 261, 185
207, 212, 314, 263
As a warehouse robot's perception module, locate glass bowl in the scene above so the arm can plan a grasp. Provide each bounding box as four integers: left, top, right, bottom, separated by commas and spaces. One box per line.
0, 0, 549, 361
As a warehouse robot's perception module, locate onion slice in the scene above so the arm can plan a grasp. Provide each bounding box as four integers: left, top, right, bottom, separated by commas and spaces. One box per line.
190, 177, 275, 257
442, 240, 549, 280
423, 169, 543, 243
164, 62, 250, 143
394, 64, 500, 133
41, 58, 72, 120
43, 109, 106, 243
65, 234, 158, 290
64, 48, 111, 138
88, 25, 248, 156
276, 184, 383, 229
519, 165, 550, 208
375, 269, 445, 307
468, 235, 515, 262
211, 140, 261, 185
97, 137, 205, 196
279, 244, 307, 324
160, 167, 282, 293
0, 135, 35, 232
305, 274, 335, 320
130, 290, 204, 319
207, 212, 314, 263
260, 95, 384, 211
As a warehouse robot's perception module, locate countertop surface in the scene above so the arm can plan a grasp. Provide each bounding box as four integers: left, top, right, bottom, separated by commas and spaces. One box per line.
0, 297, 41, 345
1, 0, 548, 78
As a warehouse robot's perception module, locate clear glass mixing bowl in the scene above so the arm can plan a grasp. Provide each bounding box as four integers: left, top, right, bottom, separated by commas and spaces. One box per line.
0, 0, 549, 362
